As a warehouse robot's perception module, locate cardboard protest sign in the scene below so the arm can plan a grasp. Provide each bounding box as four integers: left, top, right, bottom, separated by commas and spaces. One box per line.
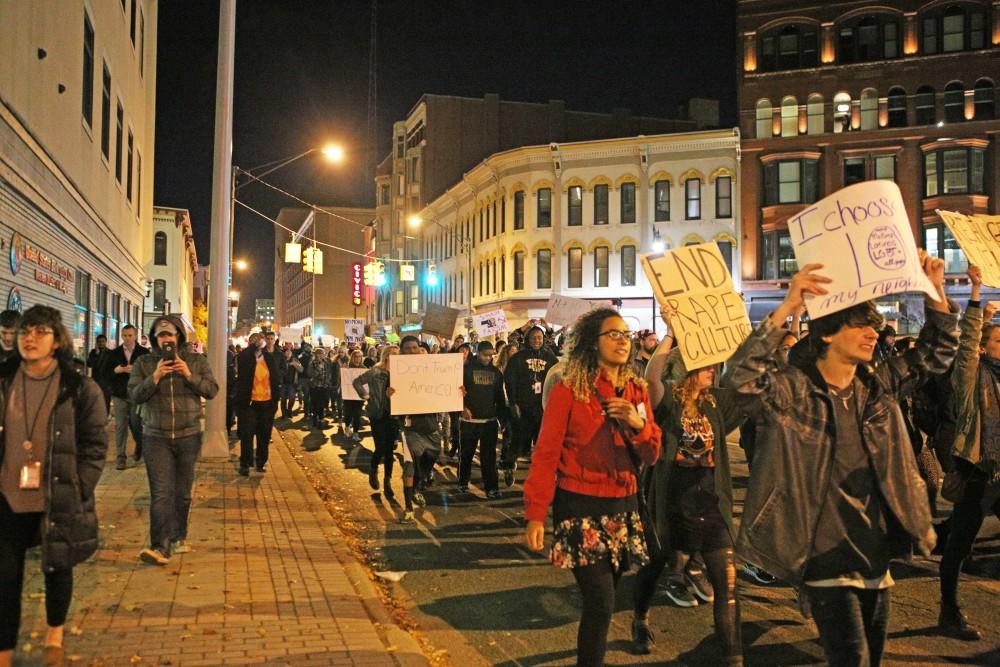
340, 367, 367, 401
279, 327, 303, 344
474, 309, 509, 337
545, 295, 595, 327
937, 210, 1000, 287
641, 242, 751, 370
786, 181, 937, 319
421, 303, 460, 339
389, 353, 463, 415
344, 319, 365, 343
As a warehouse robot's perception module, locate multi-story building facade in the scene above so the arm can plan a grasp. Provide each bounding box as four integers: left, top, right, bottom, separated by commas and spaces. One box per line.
403, 129, 740, 333
0, 1, 156, 354
254, 298, 274, 325
273, 206, 374, 342
372, 93, 716, 327
737, 0, 1000, 324
143, 206, 196, 330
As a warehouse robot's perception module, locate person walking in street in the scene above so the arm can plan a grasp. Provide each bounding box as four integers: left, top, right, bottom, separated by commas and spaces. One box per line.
307, 347, 335, 428
295, 342, 313, 419
129, 315, 218, 565
936, 265, 999, 641
503, 325, 558, 483
234, 333, 280, 476
262, 329, 286, 414
102, 324, 149, 470
723, 254, 958, 667
86, 334, 111, 413
279, 347, 302, 418
342, 349, 366, 444
524, 307, 661, 667
354, 344, 399, 496
0, 310, 20, 364
457, 341, 508, 498
0, 305, 108, 667
632, 337, 745, 662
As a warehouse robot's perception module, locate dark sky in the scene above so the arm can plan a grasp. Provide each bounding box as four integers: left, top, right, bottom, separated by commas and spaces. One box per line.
154, 0, 736, 319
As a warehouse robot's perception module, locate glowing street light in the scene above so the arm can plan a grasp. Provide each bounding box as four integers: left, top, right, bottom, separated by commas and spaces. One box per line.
233, 258, 248, 271
321, 144, 345, 163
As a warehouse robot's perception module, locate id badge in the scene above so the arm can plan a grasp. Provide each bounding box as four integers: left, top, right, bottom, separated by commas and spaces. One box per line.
533, 381, 542, 395
19, 461, 41, 490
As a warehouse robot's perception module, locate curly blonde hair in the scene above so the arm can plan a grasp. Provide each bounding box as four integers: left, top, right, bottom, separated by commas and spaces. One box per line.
672, 369, 717, 418
562, 307, 645, 402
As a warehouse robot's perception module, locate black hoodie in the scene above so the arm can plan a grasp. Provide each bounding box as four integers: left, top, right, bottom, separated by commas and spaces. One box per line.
463, 358, 508, 422
504, 344, 559, 416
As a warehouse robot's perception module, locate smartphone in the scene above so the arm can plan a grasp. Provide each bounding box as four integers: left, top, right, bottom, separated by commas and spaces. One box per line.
161, 340, 177, 362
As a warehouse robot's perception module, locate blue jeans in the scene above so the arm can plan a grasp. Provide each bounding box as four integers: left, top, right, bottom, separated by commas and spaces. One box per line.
113, 396, 143, 460
806, 585, 890, 667
143, 433, 202, 556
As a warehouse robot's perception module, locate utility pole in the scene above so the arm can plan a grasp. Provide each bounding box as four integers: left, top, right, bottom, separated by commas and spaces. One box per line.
203, 0, 236, 459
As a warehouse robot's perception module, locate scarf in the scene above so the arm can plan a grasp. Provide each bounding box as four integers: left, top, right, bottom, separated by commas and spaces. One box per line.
978, 355, 1000, 482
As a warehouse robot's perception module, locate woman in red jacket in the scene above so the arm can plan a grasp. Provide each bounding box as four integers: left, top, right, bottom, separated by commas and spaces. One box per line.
524, 307, 661, 666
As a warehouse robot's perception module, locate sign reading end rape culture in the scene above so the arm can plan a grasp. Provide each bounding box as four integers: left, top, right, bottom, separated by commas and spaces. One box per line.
641, 241, 751, 370
937, 210, 1000, 287
786, 180, 938, 319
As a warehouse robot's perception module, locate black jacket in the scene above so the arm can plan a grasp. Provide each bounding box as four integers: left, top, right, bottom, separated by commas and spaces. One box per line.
0, 355, 108, 571
234, 347, 281, 407
504, 346, 559, 415
722, 305, 959, 588
463, 359, 508, 422
100, 344, 150, 399
353, 366, 392, 421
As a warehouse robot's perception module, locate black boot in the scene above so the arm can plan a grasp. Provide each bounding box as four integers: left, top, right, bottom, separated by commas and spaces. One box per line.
631, 616, 653, 655
938, 604, 982, 641
368, 466, 379, 490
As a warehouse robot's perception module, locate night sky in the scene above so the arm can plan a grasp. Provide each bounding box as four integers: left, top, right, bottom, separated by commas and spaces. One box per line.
154, 0, 736, 319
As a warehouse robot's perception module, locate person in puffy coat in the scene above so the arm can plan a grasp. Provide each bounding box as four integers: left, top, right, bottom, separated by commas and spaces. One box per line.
0, 305, 107, 667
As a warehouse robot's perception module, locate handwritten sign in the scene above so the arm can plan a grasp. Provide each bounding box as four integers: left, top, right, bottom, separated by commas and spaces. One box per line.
474, 309, 509, 337
344, 319, 365, 343
422, 303, 460, 339
937, 210, 1000, 287
786, 181, 937, 319
545, 295, 594, 327
341, 368, 367, 401
279, 327, 303, 344
641, 242, 751, 370
389, 353, 463, 415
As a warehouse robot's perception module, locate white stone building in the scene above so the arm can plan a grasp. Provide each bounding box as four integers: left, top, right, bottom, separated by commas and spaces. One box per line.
143, 206, 196, 330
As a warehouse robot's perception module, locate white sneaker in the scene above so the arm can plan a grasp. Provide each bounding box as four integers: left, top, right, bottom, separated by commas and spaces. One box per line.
399, 510, 414, 524
173, 540, 192, 554
139, 547, 169, 566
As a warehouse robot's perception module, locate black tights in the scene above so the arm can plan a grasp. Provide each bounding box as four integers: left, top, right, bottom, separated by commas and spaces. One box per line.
572, 559, 622, 667
634, 547, 742, 660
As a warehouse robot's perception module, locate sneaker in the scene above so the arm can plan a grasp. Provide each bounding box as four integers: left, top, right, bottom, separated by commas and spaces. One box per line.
399, 510, 414, 524
663, 576, 698, 608
139, 548, 169, 566
412, 491, 426, 507
486, 489, 502, 500
116, 457, 127, 471
631, 617, 654, 655
938, 605, 982, 641
741, 562, 776, 585
685, 567, 714, 603
255, 465, 266, 473
172, 540, 192, 554
456, 484, 469, 494
503, 468, 515, 487
238, 466, 249, 477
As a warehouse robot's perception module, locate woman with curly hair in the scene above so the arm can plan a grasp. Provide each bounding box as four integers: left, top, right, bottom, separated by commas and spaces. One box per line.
630, 308, 745, 664
523, 307, 661, 666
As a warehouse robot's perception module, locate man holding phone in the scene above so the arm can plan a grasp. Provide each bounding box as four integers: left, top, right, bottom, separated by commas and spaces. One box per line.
129, 316, 218, 565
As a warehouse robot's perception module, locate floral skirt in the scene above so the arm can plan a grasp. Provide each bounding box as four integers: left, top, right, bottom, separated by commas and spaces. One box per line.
549, 489, 649, 572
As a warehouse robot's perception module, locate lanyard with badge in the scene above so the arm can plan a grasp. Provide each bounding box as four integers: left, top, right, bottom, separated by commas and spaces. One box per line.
19, 371, 57, 490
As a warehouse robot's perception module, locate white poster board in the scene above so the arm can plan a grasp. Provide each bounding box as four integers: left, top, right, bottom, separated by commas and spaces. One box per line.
280, 327, 303, 344
344, 319, 365, 343
641, 242, 752, 370
937, 210, 1000, 287
340, 368, 367, 401
389, 353, 463, 415
786, 181, 937, 319
473, 309, 509, 337
545, 295, 594, 327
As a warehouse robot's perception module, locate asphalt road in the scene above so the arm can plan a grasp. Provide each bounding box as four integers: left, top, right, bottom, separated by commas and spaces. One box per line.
275, 413, 1000, 666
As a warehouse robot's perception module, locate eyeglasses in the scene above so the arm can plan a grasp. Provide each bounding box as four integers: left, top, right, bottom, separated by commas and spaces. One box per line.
18, 327, 54, 339
599, 330, 632, 341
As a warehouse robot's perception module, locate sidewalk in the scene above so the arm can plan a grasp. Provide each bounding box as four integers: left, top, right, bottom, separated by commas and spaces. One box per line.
15, 426, 428, 666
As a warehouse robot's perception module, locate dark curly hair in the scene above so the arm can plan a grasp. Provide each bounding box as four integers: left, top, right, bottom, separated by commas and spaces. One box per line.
19, 305, 75, 365
809, 300, 884, 358
562, 307, 644, 402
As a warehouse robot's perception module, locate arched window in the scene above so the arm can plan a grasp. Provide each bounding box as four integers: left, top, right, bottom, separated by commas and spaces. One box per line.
781, 96, 798, 137
833, 92, 852, 133
860, 88, 878, 130
152, 279, 166, 312
839, 14, 900, 63
887, 87, 907, 127
807, 94, 824, 134
755, 99, 773, 138
974, 79, 995, 120
153, 231, 167, 266
944, 81, 965, 123
915, 86, 936, 125
759, 24, 818, 72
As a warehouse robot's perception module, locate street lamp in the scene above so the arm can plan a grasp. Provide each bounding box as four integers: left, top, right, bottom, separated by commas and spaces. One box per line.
233, 258, 248, 271
241, 143, 346, 183
409, 216, 475, 318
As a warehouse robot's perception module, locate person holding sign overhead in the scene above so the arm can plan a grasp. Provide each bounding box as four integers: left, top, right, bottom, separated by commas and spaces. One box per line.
524, 308, 660, 667
723, 253, 958, 667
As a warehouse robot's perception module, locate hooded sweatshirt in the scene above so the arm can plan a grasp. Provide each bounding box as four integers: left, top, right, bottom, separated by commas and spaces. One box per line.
504, 339, 559, 416
128, 315, 219, 438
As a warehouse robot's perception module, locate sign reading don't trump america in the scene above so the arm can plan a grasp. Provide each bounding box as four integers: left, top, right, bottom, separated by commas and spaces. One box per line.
389, 353, 463, 415
641, 242, 751, 370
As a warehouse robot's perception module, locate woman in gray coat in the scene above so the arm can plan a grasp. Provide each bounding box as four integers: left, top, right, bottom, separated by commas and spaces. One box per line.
0, 306, 107, 667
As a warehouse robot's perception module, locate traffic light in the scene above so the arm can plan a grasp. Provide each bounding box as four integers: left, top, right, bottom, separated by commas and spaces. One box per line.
302, 247, 315, 273
374, 261, 387, 287
363, 262, 374, 285
426, 263, 439, 286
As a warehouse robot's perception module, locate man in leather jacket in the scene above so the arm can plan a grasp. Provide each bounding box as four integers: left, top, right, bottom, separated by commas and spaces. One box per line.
723, 254, 958, 667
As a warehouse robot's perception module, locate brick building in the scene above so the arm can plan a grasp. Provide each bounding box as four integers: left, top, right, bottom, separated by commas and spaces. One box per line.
737, 0, 1000, 323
